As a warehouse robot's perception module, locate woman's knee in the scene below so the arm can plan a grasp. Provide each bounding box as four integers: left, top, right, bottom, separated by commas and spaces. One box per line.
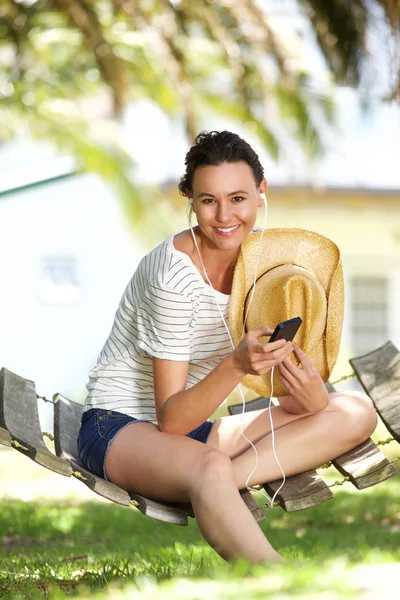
329, 391, 378, 443
191, 448, 234, 490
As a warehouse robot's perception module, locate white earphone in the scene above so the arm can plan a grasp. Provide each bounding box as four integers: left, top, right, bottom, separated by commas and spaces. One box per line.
186, 198, 193, 225
260, 192, 267, 204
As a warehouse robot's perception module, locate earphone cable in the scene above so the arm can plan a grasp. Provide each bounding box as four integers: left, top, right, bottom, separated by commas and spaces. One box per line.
186, 197, 285, 508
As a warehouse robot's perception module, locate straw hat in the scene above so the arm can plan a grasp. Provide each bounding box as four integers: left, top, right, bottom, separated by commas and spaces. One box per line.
229, 228, 344, 397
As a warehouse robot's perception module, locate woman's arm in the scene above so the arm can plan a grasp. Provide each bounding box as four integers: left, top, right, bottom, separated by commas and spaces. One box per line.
153, 353, 243, 434
154, 327, 292, 435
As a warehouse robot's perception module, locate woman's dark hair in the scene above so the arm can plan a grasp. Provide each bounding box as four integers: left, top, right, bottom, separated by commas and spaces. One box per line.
178, 130, 265, 196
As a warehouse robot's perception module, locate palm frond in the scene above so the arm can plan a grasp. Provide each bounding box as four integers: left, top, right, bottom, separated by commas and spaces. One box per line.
373, 0, 400, 100
112, 0, 197, 139
55, 0, 128, 115
32, 105, 143, 218
188, 2, 245, 93
275, 81, 323, 158
199, 91, 279, 160
299, 0, 367, 85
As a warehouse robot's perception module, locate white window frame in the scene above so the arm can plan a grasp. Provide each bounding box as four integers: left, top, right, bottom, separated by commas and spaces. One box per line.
342, 256, 399, 357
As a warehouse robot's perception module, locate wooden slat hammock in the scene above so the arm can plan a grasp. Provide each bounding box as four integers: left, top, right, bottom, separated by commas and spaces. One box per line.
1, 341, 399, 525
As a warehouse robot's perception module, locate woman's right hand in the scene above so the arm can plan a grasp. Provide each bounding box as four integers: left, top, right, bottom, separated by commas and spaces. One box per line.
231, 326, 293, 377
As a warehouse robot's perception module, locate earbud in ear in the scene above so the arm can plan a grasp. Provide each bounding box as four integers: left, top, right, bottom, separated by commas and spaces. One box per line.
186, 197, 194, 226
260, 192, 267, 207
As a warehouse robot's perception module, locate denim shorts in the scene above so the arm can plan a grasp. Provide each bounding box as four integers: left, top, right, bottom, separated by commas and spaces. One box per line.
77, 408, 214, 480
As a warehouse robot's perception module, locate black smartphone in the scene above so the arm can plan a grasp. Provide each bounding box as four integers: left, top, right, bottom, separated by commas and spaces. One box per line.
268, 317, 302, 343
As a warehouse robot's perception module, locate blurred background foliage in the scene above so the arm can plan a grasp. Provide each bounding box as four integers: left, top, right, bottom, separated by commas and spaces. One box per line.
1, 0, 399, 220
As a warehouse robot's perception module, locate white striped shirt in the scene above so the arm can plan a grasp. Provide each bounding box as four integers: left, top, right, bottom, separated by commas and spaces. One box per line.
84, 234, 232, 424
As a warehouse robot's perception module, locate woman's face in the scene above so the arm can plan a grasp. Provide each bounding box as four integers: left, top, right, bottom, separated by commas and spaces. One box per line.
191, 161, 266, 252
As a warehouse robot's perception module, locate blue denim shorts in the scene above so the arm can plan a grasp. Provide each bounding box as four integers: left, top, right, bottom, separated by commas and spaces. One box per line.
77, 408, 214, 480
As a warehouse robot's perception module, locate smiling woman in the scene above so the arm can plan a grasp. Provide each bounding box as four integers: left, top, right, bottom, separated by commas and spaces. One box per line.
76, 130, 377, 564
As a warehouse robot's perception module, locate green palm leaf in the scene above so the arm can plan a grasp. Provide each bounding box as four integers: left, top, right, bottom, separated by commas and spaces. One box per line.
1, 0, 398, 228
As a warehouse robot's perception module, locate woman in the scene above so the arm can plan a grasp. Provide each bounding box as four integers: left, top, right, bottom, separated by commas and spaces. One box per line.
78, 130, 377, 563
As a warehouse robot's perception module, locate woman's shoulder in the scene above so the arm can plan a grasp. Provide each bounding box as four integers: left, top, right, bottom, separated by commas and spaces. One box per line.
138, 231, 199, 295
140, 232, 186, 271
172, 230, 193, 255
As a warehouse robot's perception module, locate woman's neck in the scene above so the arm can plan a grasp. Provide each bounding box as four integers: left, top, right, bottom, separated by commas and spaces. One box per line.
189, 227, 239, 293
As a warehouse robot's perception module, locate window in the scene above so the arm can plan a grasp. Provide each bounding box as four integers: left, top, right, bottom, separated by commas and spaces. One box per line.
351, 276, 388, 354
37, 257, 80, 305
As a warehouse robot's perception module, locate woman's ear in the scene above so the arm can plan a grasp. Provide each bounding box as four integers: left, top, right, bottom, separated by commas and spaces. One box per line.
258, 180, 267, 207
186, 191, 195, 212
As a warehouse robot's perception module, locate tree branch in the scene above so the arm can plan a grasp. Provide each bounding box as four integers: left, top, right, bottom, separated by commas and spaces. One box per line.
55, 0, 128, 117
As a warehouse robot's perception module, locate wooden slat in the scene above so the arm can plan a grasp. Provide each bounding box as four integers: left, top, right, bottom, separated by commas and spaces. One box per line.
53, 394, 188, 525
350, 341, 400, 442
69, 457, 132, 507
53, 393, 85, 462
325, 381, 336, 393
129, 494, 188, 525
0, 368, 71, 476
0, 426, 11, 447
129, 484, 265, 525
155, 490, 265, 523
228, 396, 274, 415
263, 470, 333, 512
52, 393, 132, 508
240, 489, 265, 522
331, 438, 396, 490
329, 345, 397, 488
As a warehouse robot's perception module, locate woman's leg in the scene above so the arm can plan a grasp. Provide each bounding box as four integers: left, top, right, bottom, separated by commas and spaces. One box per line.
206, 392, 377, 488
105, 422, 282, 563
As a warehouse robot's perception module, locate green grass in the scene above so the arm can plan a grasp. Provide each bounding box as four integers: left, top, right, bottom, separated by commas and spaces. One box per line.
1, 472, 399, 599
1, 429, 399, 599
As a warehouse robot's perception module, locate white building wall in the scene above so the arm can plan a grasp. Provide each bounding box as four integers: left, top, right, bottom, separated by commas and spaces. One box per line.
0, 173, 145, 419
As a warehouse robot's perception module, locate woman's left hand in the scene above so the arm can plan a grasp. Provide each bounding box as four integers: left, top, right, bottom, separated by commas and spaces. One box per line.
278, 342, 329, 413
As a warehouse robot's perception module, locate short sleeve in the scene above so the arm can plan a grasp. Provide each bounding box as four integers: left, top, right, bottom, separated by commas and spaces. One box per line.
134, 281, 193, 361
